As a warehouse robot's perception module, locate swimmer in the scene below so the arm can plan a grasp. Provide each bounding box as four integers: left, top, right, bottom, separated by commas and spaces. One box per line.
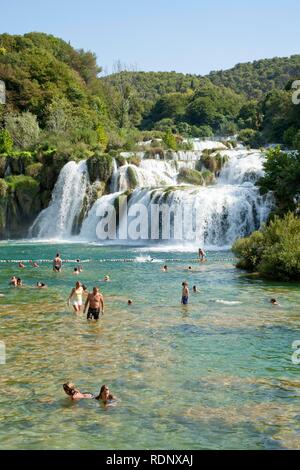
192, 285, 197, 293
19, 262, 25, 269
53, 253, 62, 272
36, 282, 47, 288
10, 276, 17, 287
73, 267, 80, 275
95, 385, 116, 403
84, 286, 104, 320
181, 281, 189, 305
103, 275, 110, 282
270, 298, 279, 306
63, 382, 94, 400
187, 266, 192, 271
30, 260, 39, 268
68, 281, 84, 312
128, 299, 133, 305
16, 278, 22, 287
162, 265, 168, 272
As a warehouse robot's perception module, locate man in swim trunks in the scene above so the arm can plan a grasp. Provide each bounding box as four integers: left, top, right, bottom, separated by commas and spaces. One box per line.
181, 281, 189, 305
53, 253, 62, 272
84, 287, 104, 320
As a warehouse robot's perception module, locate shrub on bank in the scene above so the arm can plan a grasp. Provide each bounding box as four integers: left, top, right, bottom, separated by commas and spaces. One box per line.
177, 168, 204, 185
232, 212, 300, 280
87, 153, 113, 183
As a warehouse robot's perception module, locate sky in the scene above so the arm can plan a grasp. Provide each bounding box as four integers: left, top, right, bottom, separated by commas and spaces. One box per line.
0, 0, 299, 76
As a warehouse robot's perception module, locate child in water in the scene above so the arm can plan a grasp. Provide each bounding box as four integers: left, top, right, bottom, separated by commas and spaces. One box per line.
181, 282, 189, 305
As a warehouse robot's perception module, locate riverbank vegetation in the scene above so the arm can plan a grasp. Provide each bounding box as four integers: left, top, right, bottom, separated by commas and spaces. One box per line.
232, 213, 300, 281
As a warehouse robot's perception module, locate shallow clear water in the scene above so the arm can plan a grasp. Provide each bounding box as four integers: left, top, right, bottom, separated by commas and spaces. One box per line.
0, 242, 300, 449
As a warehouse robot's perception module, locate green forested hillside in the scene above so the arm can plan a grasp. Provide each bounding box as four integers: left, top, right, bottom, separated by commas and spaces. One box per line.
208, 55, 300, 99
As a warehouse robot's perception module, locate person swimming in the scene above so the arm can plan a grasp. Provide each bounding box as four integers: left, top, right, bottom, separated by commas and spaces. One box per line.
192, 285, 197, 293
128, 299, 133, 305
270, 298, 279, 305
95, 384, 116, 403
181, 281, 189, 305
68, 281, 85, 312
10, 276, 17, 287
63, 382, 94, 400
30, 260, 39, 268
73, 267, 79, 275
19, 262, 25, 268
16, 278, 22, 287
103, 275, 110, 282
36, 282, 47, 288
162, 265, 168, 272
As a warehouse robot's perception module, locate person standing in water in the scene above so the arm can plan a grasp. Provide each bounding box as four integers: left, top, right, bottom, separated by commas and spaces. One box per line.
84, 287, 104, 320
181, 282, 189, 305
68, 281, 85, 312
53, 253, 62, 272
198, 248, 205, 262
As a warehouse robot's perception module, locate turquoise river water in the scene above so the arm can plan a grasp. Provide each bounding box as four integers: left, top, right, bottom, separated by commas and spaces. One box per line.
0, 242, 300, 449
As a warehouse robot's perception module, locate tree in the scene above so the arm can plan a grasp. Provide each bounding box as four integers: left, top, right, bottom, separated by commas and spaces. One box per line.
5, 112, 40, 148
163, 130, 177, 150
257, 147, 300, 214
0, 129, 13, 153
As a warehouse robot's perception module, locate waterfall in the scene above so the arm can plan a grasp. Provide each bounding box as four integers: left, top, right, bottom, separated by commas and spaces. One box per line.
29, 141, 274, 248
30, 160, 89, 239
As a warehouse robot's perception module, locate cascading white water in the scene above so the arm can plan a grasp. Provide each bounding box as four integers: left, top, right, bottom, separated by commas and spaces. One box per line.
30, 160, 89, 239
78, 147, 273, 246
29, 141, 274, 247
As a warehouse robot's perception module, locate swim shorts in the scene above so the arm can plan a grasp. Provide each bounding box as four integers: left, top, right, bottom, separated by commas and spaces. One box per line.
87, 307, 100, 320
181, 296, 189, 305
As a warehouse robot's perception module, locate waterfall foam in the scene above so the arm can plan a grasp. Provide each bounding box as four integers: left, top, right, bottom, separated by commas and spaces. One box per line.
29, 141, 274, 248
29, 160, 89, 239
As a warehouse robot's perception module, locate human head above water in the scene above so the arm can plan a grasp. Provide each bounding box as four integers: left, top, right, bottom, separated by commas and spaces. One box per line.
63, 382, 76, 396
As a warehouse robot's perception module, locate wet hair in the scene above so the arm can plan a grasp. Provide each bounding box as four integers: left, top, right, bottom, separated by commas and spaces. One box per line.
188, 266, 192, 269
193, 285, 197, 290
56, 253, 60, 257
128, 299, 133, 304
74, 267, 78, 272
163, 265, 167, 269
95, 384, 110, 400
63, 382, 76, 396
270, 298, 277, 303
